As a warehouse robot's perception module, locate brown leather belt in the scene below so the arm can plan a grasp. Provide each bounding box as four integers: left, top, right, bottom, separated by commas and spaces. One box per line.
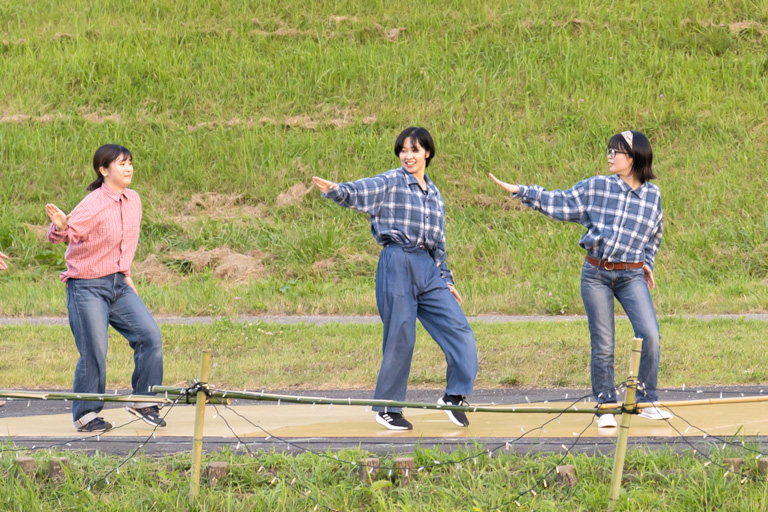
586, 255, 644, 271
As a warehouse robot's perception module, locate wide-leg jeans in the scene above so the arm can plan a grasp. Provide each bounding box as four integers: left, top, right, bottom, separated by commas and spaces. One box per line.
372, 245, 477, 413
66, 273, 163, 427
580, 261, 660, 404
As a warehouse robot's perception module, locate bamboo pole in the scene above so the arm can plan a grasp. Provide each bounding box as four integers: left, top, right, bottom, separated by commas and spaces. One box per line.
608, 337, 643, 511
0, 389, 227, 404
0, 390, 172, 403
189, 350, 211, 502
152, 386, 624, 415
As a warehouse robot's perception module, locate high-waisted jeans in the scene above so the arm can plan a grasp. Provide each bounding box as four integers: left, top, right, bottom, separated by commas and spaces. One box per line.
580, 261, 660, 404
66, 273, 163, 427
372, 245, 477, 413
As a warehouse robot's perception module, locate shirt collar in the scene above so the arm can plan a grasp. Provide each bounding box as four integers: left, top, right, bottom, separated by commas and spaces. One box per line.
612, 175, 647, 199
401, 167, 433, 189
100, 184, 129, 202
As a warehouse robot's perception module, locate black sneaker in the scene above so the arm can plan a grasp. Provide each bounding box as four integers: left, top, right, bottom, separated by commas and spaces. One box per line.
77, 417, 113, 433
438, 394, 470, 427
375, 412, 413, 430
126, 405, 167, 427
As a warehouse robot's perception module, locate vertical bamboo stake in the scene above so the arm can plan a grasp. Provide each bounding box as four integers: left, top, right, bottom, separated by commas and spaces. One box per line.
607, 337, 643, 511
189, 349, 211, 502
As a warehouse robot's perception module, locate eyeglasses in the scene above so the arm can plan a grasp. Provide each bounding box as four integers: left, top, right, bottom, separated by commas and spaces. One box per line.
607, 149, 629, 159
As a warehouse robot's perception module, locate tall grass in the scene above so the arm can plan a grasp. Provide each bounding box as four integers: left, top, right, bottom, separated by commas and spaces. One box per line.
1, 445, 767, 511
1, 1, 767, 315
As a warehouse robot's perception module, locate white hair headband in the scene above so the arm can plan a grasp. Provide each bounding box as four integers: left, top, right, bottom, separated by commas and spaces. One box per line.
621, 130, 634, 149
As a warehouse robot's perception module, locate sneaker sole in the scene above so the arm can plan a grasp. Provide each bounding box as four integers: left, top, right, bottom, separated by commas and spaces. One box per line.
375, 414, 412, 431
638, 411, 674, 420
597, 416, 618, 428
77, 425, 113, 433
438, 398, 470, 427
126, 406, 166, 427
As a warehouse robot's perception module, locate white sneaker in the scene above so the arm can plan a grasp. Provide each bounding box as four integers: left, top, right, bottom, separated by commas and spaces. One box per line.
638, 403, 673, 420
597, 414, 618, 428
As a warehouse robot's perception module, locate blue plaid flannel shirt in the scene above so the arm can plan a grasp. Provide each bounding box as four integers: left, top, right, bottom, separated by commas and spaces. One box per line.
513, 175, 663, 270
324, 167, 455, 285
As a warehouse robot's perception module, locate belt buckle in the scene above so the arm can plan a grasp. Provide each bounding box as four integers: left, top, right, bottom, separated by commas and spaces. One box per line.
603, 261, 615, 271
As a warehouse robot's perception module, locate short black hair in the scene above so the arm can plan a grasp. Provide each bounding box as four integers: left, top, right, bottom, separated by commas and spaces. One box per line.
607, 131, 655, 182
87, 144, 133, 191
394, 127, 435, 167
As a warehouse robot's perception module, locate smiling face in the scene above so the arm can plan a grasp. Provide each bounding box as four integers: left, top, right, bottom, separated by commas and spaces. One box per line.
399, 137, 430, 177
101, 153, 134, 191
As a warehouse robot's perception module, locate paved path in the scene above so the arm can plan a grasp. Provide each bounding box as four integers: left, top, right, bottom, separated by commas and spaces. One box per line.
2, 313, 768, 326
3, 386, 768, 456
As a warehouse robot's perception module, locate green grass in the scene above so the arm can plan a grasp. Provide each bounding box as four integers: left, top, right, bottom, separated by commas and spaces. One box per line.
1, 1, 768, 315
1, 317, 766, 390
2, 445, 768, 511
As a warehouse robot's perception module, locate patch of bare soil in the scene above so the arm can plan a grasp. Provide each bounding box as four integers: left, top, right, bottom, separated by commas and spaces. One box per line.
471, 193, 526, 211
275, 183, 313, 207
168, 247, 268, 283
312, 257, 336, 272
250, 20, 313, 38
23, 223, 49, 242
134, 254, 175, 284
181, 192, 264, 221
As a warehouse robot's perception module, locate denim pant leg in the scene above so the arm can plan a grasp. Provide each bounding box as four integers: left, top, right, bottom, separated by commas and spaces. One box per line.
373, 247, 418, 413
615, 269, 661, 403
108, 276, 164, 407
580, 263, 618, 404
417, 269, 477, 397
67, 278, 111, 426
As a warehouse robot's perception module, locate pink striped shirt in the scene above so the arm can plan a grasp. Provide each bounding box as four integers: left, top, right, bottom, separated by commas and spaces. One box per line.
47, 185, 142, 282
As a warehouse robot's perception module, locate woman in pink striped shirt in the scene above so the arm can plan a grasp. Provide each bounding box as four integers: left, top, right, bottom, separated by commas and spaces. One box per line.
46, 145, 166, 433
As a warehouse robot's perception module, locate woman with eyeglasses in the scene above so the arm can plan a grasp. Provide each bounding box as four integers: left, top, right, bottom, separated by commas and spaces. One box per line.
489, 130, 671, 428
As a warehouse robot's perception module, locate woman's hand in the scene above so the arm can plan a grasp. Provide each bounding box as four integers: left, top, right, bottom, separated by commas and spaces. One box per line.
643, 265, 655, 289
447, 283, 463, 304
312, 176, 338, 194
45, 204, 71, 231
488, 173, 520, 195
125, 276, 138, 295
0, 251, 8, 270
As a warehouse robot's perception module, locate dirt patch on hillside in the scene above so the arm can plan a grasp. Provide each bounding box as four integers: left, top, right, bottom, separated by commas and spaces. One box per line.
471, 193, 527, 211
168, 247, 268, 283
23, 223, 49, 242
134, 254, 176, 283
275, 183, 313, 207
187, 107, 375, 132
181, 192, 264, 221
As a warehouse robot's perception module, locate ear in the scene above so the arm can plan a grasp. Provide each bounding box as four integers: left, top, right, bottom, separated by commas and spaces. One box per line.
99, 166, 108, 177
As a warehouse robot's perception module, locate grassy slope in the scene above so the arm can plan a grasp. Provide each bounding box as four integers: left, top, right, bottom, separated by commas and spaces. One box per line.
1, 1, 768, 317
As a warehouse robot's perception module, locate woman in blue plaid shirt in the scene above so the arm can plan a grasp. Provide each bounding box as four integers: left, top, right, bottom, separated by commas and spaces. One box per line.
313, 127, 477, 431
490, 130, 671, 428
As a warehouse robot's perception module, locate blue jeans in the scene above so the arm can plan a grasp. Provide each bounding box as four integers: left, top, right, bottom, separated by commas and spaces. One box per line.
66, 273, 163, 427
580, 261, 660, 404
372, 245, 477, 413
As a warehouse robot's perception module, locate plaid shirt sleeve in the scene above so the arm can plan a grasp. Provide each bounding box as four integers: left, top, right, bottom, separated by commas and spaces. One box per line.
644, 214, 663, 271
513, 180, 588, 223
323, 173, 390, 214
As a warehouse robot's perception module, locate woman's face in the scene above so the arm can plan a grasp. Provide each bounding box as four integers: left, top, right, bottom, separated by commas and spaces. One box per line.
607, 147, 634, 179
399, 137, 430, 176
101, 154, 134, 191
